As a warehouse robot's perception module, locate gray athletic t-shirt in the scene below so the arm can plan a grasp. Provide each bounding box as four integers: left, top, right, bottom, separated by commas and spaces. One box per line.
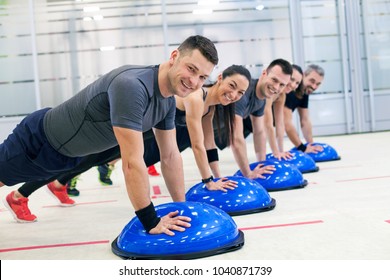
43, 65, 175, 157
234, 79, 265, 118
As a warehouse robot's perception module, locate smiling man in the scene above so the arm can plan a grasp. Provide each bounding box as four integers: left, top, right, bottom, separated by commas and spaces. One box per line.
0, 35, 218, 235
283, 64, 325, 153
215, 58, 292, 179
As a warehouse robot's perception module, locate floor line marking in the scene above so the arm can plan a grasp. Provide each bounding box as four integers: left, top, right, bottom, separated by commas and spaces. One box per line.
0, 240, 110, 253
239, 220, 324, 231
153, 185, 162, 195
42, 200, 117, 208
151, 195, 171, 199
336, 175, 390, 183
319, 165, 361, 170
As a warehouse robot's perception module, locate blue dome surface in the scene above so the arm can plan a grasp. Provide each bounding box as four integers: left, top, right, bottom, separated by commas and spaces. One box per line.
290, 142, 341, 162
234, 160, 307, 191
112, 201, 244, 259
266, 151, 319, 173
186, 176, 276, 216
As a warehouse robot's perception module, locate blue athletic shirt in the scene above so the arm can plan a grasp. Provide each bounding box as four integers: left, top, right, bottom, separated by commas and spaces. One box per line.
234, 79, 265, 118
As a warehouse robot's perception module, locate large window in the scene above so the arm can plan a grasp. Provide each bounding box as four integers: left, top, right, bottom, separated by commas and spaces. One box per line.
0, 0, 38, 116
1, 0, 389, 133
0, 0, 291, 116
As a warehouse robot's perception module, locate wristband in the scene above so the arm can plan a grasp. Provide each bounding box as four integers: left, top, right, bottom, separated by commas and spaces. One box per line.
202, 175, 214, 184
297, 143, 307, 152
135, 202, 161, 232
206, 148, 219, 163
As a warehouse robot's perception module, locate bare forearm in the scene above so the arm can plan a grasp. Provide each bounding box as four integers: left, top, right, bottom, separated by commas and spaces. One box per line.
276, 123, 285, 152
266, 126, 280, 155
253, 131, 266, 161
232, 138, 251, 177
209, 161, 221, 178
192, 144, 213, 179
301, 120, 313, 143
122, 161, 150, 211
276, 130, 284, 152
285, 122, 302, 147
160, 152, 185, 202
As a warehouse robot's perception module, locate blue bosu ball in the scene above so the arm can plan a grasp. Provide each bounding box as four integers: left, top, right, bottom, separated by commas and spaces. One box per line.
266, 150, 319, 173
291, 142, 341, 162
234, 160, 308, 192
112, 201, 244, 260
186, 176, 276, 216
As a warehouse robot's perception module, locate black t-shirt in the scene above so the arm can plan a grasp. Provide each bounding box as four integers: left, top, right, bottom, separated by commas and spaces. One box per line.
285, 92, 309, 112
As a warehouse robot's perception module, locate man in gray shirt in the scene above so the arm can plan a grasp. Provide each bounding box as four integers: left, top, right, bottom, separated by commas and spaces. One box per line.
0, 35, 219, 235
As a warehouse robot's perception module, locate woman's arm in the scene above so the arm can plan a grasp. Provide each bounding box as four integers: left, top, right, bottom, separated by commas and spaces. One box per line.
273, 93, 286, 152
201, 107, 221, 178
182, 93, 236, 191
263, 96, 280, 157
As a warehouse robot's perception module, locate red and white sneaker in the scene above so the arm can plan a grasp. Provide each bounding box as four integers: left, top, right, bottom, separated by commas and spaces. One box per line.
3, 191, 37, 223
47, 182, 75, 207
147, 165, 160, 176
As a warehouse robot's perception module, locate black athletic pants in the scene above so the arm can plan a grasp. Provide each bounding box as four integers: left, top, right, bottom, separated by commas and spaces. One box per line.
17, 127, 192, 198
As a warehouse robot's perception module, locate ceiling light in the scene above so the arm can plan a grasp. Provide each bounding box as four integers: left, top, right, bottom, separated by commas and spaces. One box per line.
256, 5, 265, 11
93, 15, 104, 20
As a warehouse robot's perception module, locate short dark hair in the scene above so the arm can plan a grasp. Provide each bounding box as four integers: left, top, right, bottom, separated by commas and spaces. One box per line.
178, 35, 219, 65
222, 64, 251, 82
266, 58, 293, 76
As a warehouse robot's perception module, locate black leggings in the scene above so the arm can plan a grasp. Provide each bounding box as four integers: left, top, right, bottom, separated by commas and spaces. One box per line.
18, 127, 192, 198
18, 146, 121, 197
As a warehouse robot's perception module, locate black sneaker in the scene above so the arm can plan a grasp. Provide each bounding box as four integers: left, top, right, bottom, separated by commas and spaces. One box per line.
67, 176, 80, 197
98, 164, 114, 186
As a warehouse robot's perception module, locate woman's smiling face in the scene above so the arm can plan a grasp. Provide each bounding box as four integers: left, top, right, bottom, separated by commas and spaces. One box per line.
216, 73, 249, 106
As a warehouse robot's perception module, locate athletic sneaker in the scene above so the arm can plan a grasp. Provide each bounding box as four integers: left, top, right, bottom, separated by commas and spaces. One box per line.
148, 165, 160, 176
3, 191, 37, 223
98, 163, 114, 185
67, 176, 80, 197
47, 182, 75, 206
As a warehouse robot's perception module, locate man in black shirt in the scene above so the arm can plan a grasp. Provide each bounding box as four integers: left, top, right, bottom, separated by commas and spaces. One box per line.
284, 64, 325, 153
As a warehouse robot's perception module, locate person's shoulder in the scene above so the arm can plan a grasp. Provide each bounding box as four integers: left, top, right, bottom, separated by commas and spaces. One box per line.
186, 88, 204, 101
247, 79, 258, 92
116, 65, 156, 79
112, 65, 157, 93
182, 89, 204, 109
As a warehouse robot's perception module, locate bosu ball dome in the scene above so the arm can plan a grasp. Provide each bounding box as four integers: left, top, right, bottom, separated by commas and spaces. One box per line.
186, 176, 276, 216
291, 142, 341, 162
111, 201, 244, 260
234, 160, 308, 192
266, 150, 319, 173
